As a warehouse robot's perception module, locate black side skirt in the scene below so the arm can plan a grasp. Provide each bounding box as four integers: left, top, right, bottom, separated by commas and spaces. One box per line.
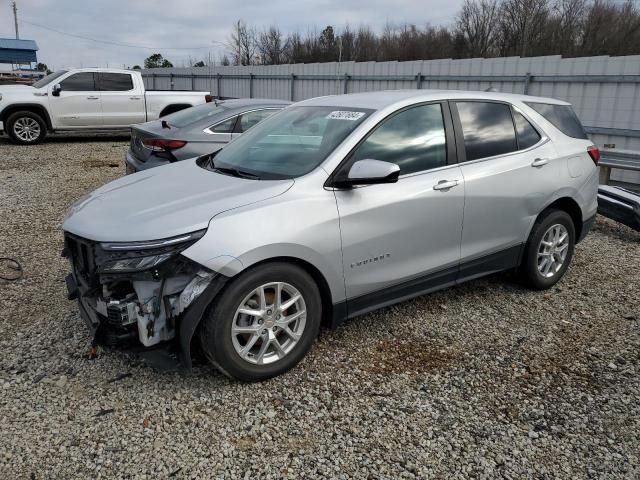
331, 244, 523, 329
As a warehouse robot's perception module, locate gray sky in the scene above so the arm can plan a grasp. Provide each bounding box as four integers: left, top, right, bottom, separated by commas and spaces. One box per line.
0, 0, 463, 71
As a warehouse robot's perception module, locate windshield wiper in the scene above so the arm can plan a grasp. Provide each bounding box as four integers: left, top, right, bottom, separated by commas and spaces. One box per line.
212, 165, 261, 180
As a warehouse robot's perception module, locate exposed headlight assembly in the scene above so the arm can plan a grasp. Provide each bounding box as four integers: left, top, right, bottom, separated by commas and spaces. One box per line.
98, 230, 206, 273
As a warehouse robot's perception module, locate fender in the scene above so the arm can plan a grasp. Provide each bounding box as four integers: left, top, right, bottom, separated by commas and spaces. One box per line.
0, 103, 53, 129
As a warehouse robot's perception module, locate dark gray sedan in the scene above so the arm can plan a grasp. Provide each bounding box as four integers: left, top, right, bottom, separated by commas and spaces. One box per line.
125, 98, 291, 172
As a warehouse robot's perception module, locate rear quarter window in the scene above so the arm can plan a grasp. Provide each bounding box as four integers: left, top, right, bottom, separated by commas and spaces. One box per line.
525, 102, 588, 139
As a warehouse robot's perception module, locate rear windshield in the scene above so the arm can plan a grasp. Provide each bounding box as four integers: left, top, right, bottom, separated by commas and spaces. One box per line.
525, 102, 588, 139
163, 103, 228, 128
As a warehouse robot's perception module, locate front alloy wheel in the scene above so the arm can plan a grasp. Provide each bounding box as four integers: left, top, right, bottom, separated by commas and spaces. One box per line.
199, 263, 321, 381
231, 282, 307, 365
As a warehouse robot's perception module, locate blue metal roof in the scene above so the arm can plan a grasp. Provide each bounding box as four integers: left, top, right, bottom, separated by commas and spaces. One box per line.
0, 38, 38, 64
0, 38, 38, 51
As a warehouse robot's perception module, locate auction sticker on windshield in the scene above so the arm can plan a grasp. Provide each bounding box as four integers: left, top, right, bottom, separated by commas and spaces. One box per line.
327, 111, 366, 121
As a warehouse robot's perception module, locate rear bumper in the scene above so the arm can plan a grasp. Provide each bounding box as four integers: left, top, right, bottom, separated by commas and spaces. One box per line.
125, 149, 170, 173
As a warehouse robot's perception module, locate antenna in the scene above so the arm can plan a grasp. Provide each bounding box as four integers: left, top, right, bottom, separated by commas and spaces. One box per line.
12, 1, 20, 39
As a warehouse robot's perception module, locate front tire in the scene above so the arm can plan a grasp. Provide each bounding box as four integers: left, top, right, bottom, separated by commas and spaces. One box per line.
199, 263, 322, 381
6, 111, 47, 145
520, 209, 575, 290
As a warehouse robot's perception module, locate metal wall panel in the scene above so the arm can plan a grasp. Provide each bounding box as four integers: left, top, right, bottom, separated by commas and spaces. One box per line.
141, 55, 640, 161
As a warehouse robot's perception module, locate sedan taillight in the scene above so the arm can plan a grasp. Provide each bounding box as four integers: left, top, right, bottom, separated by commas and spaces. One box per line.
205, 94, 214, 103
142, 139, 187, 151
587, 145, 601, 165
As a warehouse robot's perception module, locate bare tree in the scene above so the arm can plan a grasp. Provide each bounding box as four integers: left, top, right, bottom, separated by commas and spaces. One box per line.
229, 20, 258, 65
456, 0, 499, 57
497, 0, 550, 57
223, 2, 640, 65
257, 26, 288, 65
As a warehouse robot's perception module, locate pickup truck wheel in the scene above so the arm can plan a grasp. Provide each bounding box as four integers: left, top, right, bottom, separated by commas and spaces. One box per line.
520, 209, 575, 290
199, 263, 321, 382
6, 111, 47, 145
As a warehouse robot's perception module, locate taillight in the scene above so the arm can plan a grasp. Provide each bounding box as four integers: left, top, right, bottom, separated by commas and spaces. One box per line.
205, 94, 213, 103
142, 139, 187, 151
587, 145, 600, 165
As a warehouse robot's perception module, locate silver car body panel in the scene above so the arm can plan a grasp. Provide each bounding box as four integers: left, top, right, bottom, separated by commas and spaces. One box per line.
64, 89, 598, 334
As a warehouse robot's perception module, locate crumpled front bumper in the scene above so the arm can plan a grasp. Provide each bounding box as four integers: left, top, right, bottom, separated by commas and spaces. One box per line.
63, 233, 228, 371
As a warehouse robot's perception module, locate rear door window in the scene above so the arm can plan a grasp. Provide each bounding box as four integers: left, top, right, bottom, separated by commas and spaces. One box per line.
524, 102, 588, 139
455, 102, 517, 161
513, 111, 541, 150
60, 72, 96, 91
97, 73, 134, 91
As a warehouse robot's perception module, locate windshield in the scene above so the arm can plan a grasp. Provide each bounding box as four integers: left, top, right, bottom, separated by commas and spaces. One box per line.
163, 103, 228, 128
32, 70, 68, 88
205, 106, 372, 179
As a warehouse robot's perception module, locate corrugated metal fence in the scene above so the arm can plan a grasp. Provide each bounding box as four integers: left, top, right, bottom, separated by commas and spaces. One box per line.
142, 55, 640, 182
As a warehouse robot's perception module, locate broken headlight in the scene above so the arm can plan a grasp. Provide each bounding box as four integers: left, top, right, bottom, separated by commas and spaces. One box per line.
98, 230, 206, 273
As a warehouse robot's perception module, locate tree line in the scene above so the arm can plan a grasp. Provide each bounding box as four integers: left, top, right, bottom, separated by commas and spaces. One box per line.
142, 0, 640, 68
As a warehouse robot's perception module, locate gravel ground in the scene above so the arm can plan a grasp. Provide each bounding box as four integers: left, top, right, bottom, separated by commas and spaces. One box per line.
0, 135, 639, 479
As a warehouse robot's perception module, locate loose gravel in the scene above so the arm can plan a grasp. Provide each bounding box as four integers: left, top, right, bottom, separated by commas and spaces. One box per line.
0, 134, 639, 479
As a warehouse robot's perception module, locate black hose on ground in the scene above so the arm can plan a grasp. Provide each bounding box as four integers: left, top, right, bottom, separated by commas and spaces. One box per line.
0, 257, 23, 282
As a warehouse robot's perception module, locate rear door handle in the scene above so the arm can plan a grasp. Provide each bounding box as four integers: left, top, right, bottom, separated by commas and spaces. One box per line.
531, 158, 549, 168
87, 96, 99, 100
433, 179, 459, 191
129, 96, 141, 100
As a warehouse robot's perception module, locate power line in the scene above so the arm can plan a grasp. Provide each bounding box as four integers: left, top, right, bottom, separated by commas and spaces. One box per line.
20, 19, 214, 51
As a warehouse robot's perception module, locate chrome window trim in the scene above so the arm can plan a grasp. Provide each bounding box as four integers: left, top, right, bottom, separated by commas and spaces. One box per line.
202, 107, 282, 135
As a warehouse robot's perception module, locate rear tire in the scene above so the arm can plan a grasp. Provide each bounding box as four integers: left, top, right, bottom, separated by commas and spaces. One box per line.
520, 209, 575, 290
199, 262, 321, 382
6, 111, 47, 145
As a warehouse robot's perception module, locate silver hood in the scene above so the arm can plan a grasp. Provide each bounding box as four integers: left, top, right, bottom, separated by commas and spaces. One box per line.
63, 159, 294, 242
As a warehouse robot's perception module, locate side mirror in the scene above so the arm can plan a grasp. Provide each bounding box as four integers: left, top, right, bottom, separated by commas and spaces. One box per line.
52, 84, 62, 96
332, 159, 400, 188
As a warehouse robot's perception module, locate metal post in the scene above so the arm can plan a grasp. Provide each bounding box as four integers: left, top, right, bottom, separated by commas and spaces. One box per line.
416, 72, 422, 90
169, 73, 174, 90
249, 73, 254, 98
216, 73, 222, 99
290, 74, 296, 101
523, 73, 532, 95
343, 73, 349, 94
191, 73, 195, 91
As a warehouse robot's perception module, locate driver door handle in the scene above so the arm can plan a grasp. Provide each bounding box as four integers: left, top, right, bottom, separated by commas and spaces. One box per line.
433, 179, 459, 191
86, 96, 99, 100
531, 158, 549, 168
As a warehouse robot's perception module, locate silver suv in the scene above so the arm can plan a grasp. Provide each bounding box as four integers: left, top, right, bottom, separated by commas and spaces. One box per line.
63, 90, 599, 381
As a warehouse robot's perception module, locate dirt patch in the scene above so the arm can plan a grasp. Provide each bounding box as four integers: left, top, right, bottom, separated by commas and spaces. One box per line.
365, 339, 459, 375
82, 159, 121, 169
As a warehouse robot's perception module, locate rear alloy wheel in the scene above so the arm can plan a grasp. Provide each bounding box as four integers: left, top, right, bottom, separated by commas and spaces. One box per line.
520, 209, 575, 289
7, 111, 47, 145
199, 263, 321, 381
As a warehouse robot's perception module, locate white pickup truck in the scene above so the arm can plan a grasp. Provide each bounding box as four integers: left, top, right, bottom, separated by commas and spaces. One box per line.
0, 68, 212, 144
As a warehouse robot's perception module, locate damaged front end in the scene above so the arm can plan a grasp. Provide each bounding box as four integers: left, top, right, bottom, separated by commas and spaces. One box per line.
62, 230, 224, 370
